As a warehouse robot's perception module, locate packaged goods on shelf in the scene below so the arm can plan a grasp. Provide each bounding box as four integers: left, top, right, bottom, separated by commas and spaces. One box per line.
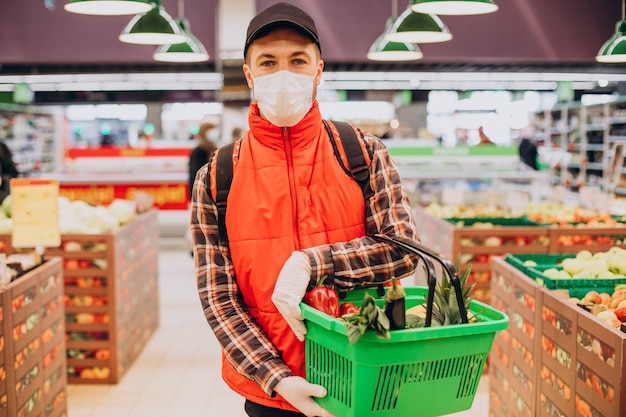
0, 210, 159, 384
490, 257, 626, 417
0, 257, 66, 417
533, 97, 626, 194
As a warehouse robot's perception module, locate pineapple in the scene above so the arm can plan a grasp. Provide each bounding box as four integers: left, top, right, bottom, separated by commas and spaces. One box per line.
431, 258, 475, 326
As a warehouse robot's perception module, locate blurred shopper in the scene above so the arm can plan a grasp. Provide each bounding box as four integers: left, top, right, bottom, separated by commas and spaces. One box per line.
0, 141, 19, 203
518, 136, 539, 170
188, 122, 218, 200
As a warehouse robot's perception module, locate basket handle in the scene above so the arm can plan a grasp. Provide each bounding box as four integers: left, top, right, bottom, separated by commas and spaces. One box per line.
373, 234, 469, 325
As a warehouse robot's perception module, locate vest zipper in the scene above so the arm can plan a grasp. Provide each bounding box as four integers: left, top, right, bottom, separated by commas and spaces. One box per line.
284, 127, 300, 249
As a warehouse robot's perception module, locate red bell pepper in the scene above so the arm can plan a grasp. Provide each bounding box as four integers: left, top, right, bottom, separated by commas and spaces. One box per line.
340, 302, 360, 316
303, 276, 340, 318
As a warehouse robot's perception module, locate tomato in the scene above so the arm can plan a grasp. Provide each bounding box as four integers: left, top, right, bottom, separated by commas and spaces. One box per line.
340, 302, 359, 316
303, 287, 340, 318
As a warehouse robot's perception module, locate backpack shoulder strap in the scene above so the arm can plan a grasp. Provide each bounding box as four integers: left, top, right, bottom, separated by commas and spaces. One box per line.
323, 120, 374, 201
207, 141, 236, 243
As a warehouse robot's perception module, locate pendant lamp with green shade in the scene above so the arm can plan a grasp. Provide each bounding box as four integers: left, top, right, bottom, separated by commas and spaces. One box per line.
596, 0, 626, 63
64, 0, 152, 15
154, 18, 209, 62
411, 0, 498, 16
386, 6, 452, 44
368, 18, 423, 61
119, 0, 187, 45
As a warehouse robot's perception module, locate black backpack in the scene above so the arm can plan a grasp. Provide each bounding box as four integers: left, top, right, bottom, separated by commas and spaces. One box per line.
209, 120, 374, 243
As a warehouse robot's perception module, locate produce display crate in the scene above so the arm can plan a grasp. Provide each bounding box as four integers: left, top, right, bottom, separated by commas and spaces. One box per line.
0, 289, 6, 417
549, 226, 626, 254
490, 258, 541, 417
505, 253, 626, 292
489, 288, 511, 417
493, 257, 626, 417
575, 310, 626, 417
0, 257, 66, 417
538, 288, 577, 417
302, 286, 509, 417
414, 207, 550, 304
3, 209, 159, 384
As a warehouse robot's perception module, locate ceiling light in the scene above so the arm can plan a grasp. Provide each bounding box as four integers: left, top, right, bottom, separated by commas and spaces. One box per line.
119, 0, 186, 45
368, 0, 423, 64
386, 7, 452, 43
368, 29, 423, 62
596, 0, 626, 63
64, 0, 152, 15
153, 0, 209, 63
154, 18, 209, 62
411, 0, 498, 16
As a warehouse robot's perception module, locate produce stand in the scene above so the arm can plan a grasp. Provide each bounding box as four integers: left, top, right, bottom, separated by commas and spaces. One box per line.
414, 206, 550, 304
490, 257, 626, 417
490, 257, 541, 417
0, 257, 66, 417
414, 206, 626, 305
2, 209, 159, 384
549, 225, 626, 253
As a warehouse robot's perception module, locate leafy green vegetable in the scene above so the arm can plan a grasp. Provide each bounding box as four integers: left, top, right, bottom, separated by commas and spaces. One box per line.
405, 314, 425, 329
431, 257, 475, 326
343, 293, 390, 345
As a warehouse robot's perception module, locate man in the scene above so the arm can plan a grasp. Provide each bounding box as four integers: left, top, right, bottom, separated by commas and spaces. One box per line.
190, 3, 419, 417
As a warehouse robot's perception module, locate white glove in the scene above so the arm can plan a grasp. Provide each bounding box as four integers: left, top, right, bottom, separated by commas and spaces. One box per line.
274, 376, 337, 417
272, 251, 312, 341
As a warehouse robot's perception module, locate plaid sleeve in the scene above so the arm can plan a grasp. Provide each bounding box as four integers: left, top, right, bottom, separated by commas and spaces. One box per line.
191, 162, 292, 396
303, 133, 420, 289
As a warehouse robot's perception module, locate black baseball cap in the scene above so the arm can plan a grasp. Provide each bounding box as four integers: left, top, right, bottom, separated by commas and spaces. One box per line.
244, 2, 320, 58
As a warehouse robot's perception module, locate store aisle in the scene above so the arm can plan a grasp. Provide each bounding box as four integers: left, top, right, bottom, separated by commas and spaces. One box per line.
66, 247, 490, 417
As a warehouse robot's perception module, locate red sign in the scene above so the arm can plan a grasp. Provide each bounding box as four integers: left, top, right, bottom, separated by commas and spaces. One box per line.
66, 147, 192, 159
60, 182, 188, 210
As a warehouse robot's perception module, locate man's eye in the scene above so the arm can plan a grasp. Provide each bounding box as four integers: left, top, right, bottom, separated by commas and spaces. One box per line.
260, 61, 274, 67
293, 59, 306, 65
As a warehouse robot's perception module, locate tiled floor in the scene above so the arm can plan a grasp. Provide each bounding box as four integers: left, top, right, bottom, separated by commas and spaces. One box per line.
66, 246, 490, 417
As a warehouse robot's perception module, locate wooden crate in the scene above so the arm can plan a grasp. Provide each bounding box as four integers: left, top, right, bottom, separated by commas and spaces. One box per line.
0, 257, 65, 417
3, 209, 159, 384
491, 258, 541, 417
0, 287, 6, 417
537, 288, 577, 417
52, 210, 159, 384
549, 226, 626, 253
414, 207, 550, 304
575, 311, 626, 417
494, 256, 626, 417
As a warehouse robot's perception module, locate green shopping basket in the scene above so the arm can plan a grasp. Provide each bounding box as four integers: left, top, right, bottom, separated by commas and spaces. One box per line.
302, 235, 509, 417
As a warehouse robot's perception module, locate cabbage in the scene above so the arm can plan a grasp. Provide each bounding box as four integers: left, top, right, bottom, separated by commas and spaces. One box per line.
107, 199, 137, 225
0, 218, 12, 234
1, 195, 11, 218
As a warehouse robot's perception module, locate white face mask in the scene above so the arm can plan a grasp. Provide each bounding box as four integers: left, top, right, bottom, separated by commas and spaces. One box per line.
206, 130, 219, 141
252, 70, 314, 127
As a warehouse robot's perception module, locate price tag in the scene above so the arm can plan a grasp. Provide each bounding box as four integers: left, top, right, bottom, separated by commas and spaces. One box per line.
10, 179, 60, 248
440, 188, 464, 206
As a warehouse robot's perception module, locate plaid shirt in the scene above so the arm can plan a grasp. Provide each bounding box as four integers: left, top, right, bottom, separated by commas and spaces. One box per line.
191, 131, 419, 396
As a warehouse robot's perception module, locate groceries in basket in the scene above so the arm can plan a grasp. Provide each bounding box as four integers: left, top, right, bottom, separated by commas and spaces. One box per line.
301, 234, 509, 417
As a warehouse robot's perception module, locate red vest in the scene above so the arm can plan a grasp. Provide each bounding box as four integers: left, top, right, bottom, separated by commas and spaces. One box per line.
212, 102, 366, 410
